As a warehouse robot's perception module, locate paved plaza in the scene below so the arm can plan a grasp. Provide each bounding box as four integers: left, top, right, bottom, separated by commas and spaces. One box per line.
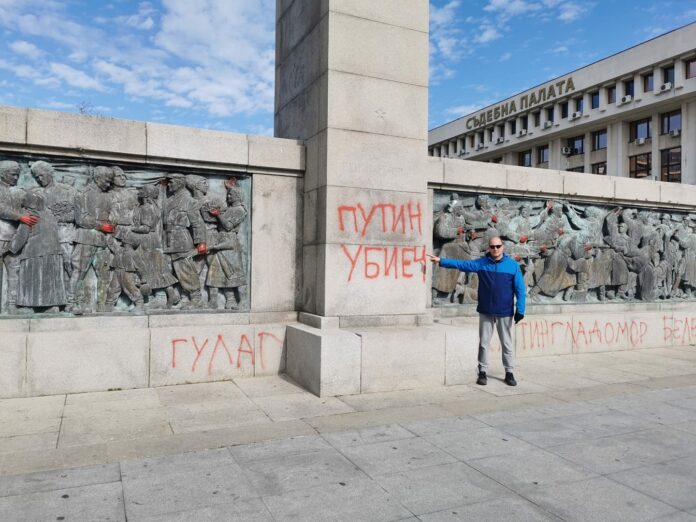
2, 345, 696, 521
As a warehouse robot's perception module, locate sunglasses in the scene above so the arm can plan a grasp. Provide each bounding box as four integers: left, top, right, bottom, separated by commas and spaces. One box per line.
489, 244, 503, 249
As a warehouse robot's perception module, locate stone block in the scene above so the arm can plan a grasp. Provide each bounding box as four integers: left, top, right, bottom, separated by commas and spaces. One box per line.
660, 180, 696, 205
660, 311, 696, 347
426, 157, 444, 184
251, 174, 302, 312
339, 314, 420, 328
443, 160, 507, 190
146, 123, 248, 165
0, 319, 29, 332
249, 311, 297, 324
29, 315, 148, 332
303, 185, 325, 245
26, 109, 146, 155
357, 326, 446, 393
328, 12, 428, 86
298, 312, 340, 329
0, 105, 27, 144
148, 313, 249, 328
247, 135, 304, 171
322, 242, 427, 316
276, 0, 326, 63
253, 324, 287, 376
444, 325, 479, 384
326, 70, 427, 140
329, 0, 429, 32
614, 176, 657, 203
275, 71, 327, 141
0, 333, 26, 398
149, 325, 256, 387
321, 128, 428, 193
506, 166, 564, 195
300, 244, 323, 315
324, 186, 427, 245
275, 13, 328, 110
625, 312, 668, 349
515, 314, 574, 357
303, 131, 327, 191
568, 312, 633, 353
27, 328, 149, 396
285, 323, 361, 396
563, 171, 615, 198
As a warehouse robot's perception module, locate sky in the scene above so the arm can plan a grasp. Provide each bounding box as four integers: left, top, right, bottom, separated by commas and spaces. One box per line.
0, 0, 695, 136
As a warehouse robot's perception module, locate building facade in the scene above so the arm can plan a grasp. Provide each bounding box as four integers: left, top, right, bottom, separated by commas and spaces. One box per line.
428, 23, 696, 184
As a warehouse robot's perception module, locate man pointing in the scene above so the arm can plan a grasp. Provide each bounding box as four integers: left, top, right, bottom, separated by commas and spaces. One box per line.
427, 236, 526, 386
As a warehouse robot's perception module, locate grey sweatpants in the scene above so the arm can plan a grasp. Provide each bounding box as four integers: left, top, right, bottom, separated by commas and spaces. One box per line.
478, 314, 514, 373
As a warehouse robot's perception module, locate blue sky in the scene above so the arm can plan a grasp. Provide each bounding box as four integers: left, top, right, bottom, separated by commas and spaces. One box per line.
0, 1, 695, 136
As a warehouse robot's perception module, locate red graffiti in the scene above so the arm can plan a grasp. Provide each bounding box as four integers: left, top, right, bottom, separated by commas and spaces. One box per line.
337, 201, 423, 237
169, 332, 283, 375
341, 244, 427, 282
662, 315, 696, 345
518, 318, 647, 352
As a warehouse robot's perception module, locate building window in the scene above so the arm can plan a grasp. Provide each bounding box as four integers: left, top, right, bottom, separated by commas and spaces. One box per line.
521, 115, 528, 131
661, 110, 682, 134
545, 107, 554, 122
590, 91, 600, 109
537, 145, 549, 164
567, 135, 584, 155
469, 135, 475, 148
607, 85, 616, 103
687, 58, 696, 79
642, 73, 653, 92
624, 79, 634, 97
629, 153, 652, 178
663, 65, 675, 84
518, 150, 532, 167
661, 147, 681, 182
592, 129, 607, 150
533, 111, 541, 127
477, 132, 484, 145
592, 162, 607, 175
567, 167, 584, 173
575, 97, 583, 112
487, 128, 494, 142
509, 120, 516, 135
560, 101, 569, 118
498, 124, 505, 138
491, 157, 503, 164
629, 118, 651, 141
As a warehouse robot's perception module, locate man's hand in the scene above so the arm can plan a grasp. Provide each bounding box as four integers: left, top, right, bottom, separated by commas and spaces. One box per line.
426, 253, 440, 263
197, 243, 208, 255
210, 207, 221, 217
99, 222, 115, 234
19, 214, 39, 226
514, 312, 524, 324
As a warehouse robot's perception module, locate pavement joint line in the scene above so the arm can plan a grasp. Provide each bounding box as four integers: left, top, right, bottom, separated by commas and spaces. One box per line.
54, 394, 67, 450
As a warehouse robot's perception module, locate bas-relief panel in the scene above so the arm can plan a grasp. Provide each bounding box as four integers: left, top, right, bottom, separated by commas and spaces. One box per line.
0, 156, 250, 316
432, 190, 696, 305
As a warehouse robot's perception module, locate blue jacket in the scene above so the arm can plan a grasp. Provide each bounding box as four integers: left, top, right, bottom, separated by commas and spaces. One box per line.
439, 254, 526, 317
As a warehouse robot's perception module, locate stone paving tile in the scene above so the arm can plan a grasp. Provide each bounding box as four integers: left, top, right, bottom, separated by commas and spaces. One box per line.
607, 455, 696, 511
636, 374, 696, 390
564, 409, 661, 437
120, 447, 237, 479
474, 376, 551, 396
601, 397, 696, 425
673, 420, 696, 436
0, 463, 120, 497
0, 481, 125, 522
58, 408, 172, 446
251, 392, 355, 421
65, 387, 160, 407
0, 395, 65, 417
337, 436, 457, 477
522, 476, 676, 522
235, 448, 365, 496
620, 362, 696, 378
519, 371, 606, 390
156, 381, 249, 406
400, 415, 489, 437
417, 495, 562, 521
467, 447, 597, 491
494, 416, 597, 447
0, 442, 108, 476
233, 375, 306, 398
549, 426, 696, 474
424, 426, 536, 461
651, 511, 696, 522
571, 365, 651, 384
338, 385, 477, 411
229, 435, 332, 463
472, 400, 609, 427
374, 461, 508, 515
549, 382, 646, 402
0, 432, 58, 455
321, 423, 415, 448
131, 498, 274, 522
306, 404, 453, 433
0, 416, 61, 438
261, 476, 413, 522
168, 408, 272, 434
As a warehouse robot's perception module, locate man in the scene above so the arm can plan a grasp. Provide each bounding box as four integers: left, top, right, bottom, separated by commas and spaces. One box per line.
427, 236, 526, 386
0, 160, 38, 314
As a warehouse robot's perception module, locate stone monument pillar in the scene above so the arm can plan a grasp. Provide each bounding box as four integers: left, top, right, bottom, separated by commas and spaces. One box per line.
275, 0, 430, 395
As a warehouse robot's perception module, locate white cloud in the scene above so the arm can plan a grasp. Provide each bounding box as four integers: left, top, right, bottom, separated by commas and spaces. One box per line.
475, 25, 501, 44
9, 40, 42, 59
115, 1, 157, 30
49, 62, 105, 91
445, 99, 496, 118
500, 52, 512, 61
483, 0, 542, 19
558, 2, 585, 22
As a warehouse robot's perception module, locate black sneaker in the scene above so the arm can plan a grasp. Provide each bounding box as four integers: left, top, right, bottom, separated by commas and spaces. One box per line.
505, 372, 517, 386
476, 371, 487, 385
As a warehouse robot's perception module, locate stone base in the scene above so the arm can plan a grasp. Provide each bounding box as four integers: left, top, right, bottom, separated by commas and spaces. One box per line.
0, 312, 294, 398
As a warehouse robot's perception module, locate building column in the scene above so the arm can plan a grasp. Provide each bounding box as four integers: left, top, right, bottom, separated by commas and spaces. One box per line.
607, 121, 627, 177
584, 130, 592, 172
651, 113, 660, 180
548, 137, 562, 170
683, 101, 696, 184
674, 59, 685, 90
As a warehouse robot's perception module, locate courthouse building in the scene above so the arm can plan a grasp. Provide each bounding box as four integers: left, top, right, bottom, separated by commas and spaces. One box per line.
428, 22, 696, 184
